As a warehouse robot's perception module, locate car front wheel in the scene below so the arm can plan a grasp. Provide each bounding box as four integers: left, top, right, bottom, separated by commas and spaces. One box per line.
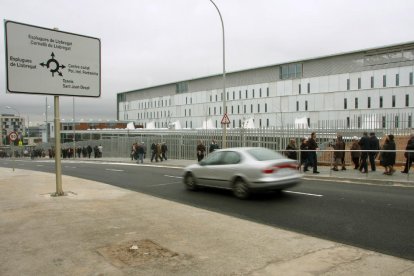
184, 173, 198, 191
232, 178, 250, 199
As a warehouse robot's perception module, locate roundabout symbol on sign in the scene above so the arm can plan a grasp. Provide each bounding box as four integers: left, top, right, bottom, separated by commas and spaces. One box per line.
9, 131, 18, 142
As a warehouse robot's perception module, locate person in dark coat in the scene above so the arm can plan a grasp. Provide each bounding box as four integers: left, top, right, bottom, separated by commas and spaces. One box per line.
304, 132, 319, 174
300, 138, 309, 171
285, 139, 298, 160
332, 135, 345, 171
368, 132, 380, 172
401, 135, 414, 173
350, 136, 361, 169
358, 132, 370, 173
380, 134, 396, 175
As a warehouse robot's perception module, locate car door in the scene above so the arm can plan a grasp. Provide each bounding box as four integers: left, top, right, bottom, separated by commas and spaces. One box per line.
196, 151, 226, 187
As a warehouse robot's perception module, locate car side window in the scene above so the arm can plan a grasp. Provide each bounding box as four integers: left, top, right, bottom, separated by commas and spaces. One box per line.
203, 151, 225, 165
222, 151, 241, 165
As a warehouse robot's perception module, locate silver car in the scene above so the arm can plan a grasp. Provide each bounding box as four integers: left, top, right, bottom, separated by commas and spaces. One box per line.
183, 147, 302, 199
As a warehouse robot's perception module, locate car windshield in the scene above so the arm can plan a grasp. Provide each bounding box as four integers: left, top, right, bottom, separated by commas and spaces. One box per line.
246, 148, 285, 161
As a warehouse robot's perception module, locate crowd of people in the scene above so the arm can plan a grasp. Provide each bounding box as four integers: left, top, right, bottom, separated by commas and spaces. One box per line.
285, 132, 414, 175
130, 142, 168, 163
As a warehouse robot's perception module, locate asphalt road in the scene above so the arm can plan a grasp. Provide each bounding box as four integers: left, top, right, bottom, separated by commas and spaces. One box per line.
1, 159, 413, 261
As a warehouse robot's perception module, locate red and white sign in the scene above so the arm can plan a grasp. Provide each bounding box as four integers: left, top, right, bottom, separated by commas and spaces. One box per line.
221, 113, 230, 124
9, 131, 18, 141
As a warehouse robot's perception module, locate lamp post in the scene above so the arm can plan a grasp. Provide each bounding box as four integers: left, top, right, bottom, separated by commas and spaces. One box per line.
209, 0, 227, 148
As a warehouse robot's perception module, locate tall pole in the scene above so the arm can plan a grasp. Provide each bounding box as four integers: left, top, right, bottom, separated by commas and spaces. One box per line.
209, 0, 226, 148
45, 97, 48, 143
73, 97, 76, 159
54, 96, 63, 196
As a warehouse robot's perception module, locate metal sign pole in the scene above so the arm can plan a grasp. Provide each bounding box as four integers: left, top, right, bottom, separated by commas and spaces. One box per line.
54, 96, 63, 196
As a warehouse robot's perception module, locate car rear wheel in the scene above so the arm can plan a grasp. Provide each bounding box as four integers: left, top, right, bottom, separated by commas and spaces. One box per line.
232, 178, 250, 199
184, 173, 198, 191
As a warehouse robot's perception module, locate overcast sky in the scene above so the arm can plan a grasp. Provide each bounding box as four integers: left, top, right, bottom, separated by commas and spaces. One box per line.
1, 0, 414, 125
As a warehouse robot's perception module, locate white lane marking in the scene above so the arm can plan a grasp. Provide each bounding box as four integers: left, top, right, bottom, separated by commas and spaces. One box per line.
105, 168, 124, 172
164, 175, 183, 179
64, 166, 77, 169
285, 190, 323, 197
36, 165, 44, 167
149, 181, 182, 187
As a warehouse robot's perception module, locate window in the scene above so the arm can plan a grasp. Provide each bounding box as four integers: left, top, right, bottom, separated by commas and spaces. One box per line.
176, 81, 188, 93
257, 104, 260, 113
392, 95, 396, 107
227, 92, 229, 100
252, 89, 255, 98
409, 115, 412, 128
214, 107, 216, 115
233, 91, 235, 100
259, 88, 262, 97
267, 118, 269, 127
358, 116, 361, 128
298, 84, 301, 94
231, 106, 234, 114
383, 75, 387, 87
346, 117, 350, 128
280, 63, 303, 79
259, 119, 262, 128
344, 98, 347, 109
305, 100, 308, 111
210, 95, 212, 102
215, 95, 218, 101
265, 103, 267, 112
347, 79, 350, 90
296, 101, 299, 111
410, 72, 413, 85
380, 96, 383, 108
243, 105, 246, 113
250, 104, 253, 113
238, 105, 240, 114
307, 83, 310, 93
209, 107, 211, 115
185, 97, 187, 104
355, 97, 358, 109
371, 76, 374, 88
382, 116, 386, 128
239, 90, 242, 99
368, 97, 371, 108
395, 116, 399, 128
406, 94, 410, 107
266, 87, 269, 97
245, 90, 248, 98
358, 78, 361, 89
396, 74, 399, 86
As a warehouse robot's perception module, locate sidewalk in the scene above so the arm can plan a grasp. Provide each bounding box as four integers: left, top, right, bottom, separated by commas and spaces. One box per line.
0, 162, 413, 275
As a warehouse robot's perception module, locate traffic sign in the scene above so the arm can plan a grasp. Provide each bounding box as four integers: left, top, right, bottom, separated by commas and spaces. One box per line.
221, 113, 230, 125
9, 131, 18, 142
4, 20, 101, 97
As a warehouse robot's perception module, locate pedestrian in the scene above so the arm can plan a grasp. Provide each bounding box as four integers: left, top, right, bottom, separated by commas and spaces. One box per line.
98, 144, 103, 158
285, 139, 297, 160
161, 142, 168, 161
131, 143, 137, 160
379, 134, 396, 175
358, 132, 370, 173
209, 139, 220, 153
304, 132, 320, 174
137, 142, 145, 164
368, 132, 380, 172
300, 138, 309, 171
196, 140, 206, 162
87, 145, 92, 158
401, 134, 414, 173
156, 143, 162, 162
331, 134, 345, 171
350, 136, 361, 169
150, 142, 157, 162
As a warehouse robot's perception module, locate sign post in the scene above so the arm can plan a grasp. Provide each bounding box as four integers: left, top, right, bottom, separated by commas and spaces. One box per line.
5, 20, 101, 196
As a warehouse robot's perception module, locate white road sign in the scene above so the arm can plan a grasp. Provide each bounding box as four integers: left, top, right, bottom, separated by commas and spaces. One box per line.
4, 20, 101, 97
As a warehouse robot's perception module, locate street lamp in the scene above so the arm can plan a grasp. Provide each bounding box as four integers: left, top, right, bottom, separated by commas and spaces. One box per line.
209, 0, 227, 148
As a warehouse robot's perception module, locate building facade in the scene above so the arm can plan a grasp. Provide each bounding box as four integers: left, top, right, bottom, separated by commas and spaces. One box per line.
1, 113, 25, 145
117, 42, 414, 130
